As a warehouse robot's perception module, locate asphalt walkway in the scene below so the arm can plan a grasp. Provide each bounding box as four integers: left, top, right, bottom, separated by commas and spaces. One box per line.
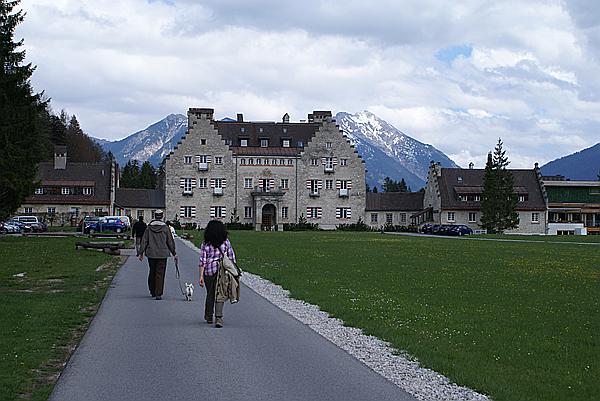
49, 239, 416, 401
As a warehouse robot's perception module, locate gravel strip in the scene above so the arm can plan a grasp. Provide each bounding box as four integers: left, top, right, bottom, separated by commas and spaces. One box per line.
181, 238, 492, 401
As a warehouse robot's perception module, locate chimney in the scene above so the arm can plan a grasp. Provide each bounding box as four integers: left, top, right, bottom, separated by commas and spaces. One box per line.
487, 152, 493, 166
469, 162, 474, 169
282, 113, 290, 123
237, 113, 244, 122
54, 146, 67, 170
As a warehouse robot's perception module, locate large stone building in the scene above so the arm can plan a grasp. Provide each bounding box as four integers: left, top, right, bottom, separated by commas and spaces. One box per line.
165, 108, 366, 230
422, 162, 548, 234
20, 146, 118, 225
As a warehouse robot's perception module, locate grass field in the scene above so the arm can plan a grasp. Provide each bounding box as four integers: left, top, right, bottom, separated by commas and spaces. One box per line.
191, 230, 599, 401
0, 236, 121, 401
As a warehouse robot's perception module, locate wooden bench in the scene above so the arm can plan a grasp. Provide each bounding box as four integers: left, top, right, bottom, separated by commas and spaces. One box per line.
75, 241, 125, 255
90, 233, 131, 240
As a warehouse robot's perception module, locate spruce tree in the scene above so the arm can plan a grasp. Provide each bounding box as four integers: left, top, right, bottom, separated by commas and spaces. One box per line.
0, 0, 49, 220
140, 161, 157, 189
480, 139, 519, 233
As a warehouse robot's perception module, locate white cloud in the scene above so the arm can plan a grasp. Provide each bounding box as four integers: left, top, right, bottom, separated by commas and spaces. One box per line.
15, 0, 600, 168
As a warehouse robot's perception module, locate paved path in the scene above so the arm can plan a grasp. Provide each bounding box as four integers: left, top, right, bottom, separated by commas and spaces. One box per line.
50, 239, 416, 401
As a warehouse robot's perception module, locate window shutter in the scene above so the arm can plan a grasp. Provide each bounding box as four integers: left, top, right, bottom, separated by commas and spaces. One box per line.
306, 180, 311, 189
195, 155, 201, 163
347, 180, 352, 189
222, 206, 227, 217
191, 178, 197, 187
333, 157, 338, 165
179, 206, 185, 216
336, 180, 341, 189
210, 179, 215, 188
306, 207, 312, 218
179, 178, 186, 188
269, 179, 275, 188
317, 207, 322, 218
222, 179, 227, 188
210, 207, 216, 218
336, 208, 341, 218
318, 180, 323, 189
347, 208, 352, 218
207, 156, 212, 163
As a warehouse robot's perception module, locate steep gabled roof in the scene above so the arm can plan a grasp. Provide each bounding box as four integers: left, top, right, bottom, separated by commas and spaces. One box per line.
366, 192, 424, 211
25, 161, 113, 205
115, 188, 165, 209
438, 168, 546, 210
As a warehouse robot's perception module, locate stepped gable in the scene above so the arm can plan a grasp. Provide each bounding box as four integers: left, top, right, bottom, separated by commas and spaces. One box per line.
438, 168, 546, 211
213, 120, 322, 156
115, 188, 165, 209
366, 192, 424, 211
26, 161, 112, 205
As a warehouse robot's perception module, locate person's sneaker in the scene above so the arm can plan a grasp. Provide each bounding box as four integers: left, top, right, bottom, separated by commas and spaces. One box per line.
155, 296, 162, 300
205, 317, 213, 324
215, 317, 223, 328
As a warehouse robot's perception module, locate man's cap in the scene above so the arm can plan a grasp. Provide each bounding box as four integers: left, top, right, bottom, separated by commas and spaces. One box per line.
155, 209, 164, 216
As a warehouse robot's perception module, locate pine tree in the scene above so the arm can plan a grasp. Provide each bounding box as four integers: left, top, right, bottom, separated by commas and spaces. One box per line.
481, 139, 519, 233
373, 186, 378, 193
66, 115, 103, 162
0, 0, 49, 220
140, 161, 157, 189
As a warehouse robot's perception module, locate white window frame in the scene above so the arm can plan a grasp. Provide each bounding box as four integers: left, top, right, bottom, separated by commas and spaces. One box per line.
281, 179, 289, 190
338, 207, 352, 219
386, 213, 393, 224
340, 158, 348, 166
448, 212, 455, 222
24, 207, 33, 214
183, 178, 193, 193
260, 138, 269, 147
61, 187, 70, 195
371, 213, 378, 224
184, 155, 193, 164
182, 206, 194, 218
400, 213, 406, 223
198, 178, 208, 189
325, 180, 333, 190
326, 142, 332, 149
240, 139, 248, 147
240, 158, 246, 165
282, 207, 289, 219
282, 139, 290, 148
468, 212, 477, 223
310, 158, 319, 166
47, 207, 56, 214
214, 156, 223, 165
244, 206, 252, 219
35, 188, 43, 195
83, 187, 93, 195
244, 178, 253, 189
531, 212, 539, 223
214, 178, 224, 188
211, 206, 226, 218
287, 159, 293, 166
325, 157, 334, 171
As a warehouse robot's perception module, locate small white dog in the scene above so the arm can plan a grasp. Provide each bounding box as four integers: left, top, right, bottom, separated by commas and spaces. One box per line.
185, 282, 194, 301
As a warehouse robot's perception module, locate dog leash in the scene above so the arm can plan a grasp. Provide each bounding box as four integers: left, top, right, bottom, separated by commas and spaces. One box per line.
174, 258, 186, 297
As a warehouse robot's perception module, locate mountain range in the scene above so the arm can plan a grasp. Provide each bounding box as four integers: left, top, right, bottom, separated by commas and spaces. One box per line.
95, 111, 458, 190
540, 142, 600, 180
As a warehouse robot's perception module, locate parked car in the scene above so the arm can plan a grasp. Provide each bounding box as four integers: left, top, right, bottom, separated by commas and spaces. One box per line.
420, 223, 434, 234
12, 215, 47, 232
446, 225, 473, 236
430, 224, 443, 235
79, 216, 100, 233
86, 216, 130, 234
1, 221, 21, 234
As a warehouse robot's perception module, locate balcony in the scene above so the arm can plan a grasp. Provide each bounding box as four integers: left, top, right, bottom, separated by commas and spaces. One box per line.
309, 190, 320, 198
213, 187, 223, 196
339, 188, 349, 197
197, 162, 208, 171
324, 166, 334, 173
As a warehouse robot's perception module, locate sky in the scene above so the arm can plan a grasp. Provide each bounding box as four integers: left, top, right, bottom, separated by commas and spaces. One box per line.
16, 0, 600, 168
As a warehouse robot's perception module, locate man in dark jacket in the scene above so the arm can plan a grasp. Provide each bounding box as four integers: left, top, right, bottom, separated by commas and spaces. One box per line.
132, 216, 147, 256
138, 210, 177, 300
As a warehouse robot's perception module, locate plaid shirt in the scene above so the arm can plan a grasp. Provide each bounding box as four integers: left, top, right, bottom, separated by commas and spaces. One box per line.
199, 239, 237, 276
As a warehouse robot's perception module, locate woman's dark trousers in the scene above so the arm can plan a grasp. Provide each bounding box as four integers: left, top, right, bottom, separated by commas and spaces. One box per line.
204, 274, 223, 320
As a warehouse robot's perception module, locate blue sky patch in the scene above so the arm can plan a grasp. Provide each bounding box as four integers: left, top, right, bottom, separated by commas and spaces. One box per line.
435, 44, 473, 65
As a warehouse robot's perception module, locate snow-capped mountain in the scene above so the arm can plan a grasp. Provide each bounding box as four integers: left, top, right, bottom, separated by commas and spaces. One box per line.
96, 114, 187, 166
97, 111, 457, 190
336, 111, 458, 190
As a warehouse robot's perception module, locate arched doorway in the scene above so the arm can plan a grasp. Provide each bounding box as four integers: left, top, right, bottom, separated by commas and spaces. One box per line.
261, 204, 276, 231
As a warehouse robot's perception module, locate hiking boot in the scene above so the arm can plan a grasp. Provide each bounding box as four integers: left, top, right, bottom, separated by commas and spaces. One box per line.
215, 317, 223, 328
205, 316, 213, 324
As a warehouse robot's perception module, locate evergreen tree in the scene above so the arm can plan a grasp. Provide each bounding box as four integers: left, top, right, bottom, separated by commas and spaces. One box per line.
481, 139, 519, 233
140, 161, 157, 189
0, 0, 49, 220
399, 178, 408, 192
365, 182, 371, 193
66, 115, 103, 162
372, 186, 378, 193
383, 176, 409, 192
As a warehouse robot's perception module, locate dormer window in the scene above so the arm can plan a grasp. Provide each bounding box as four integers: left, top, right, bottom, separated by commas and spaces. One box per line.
61, 187, 70, 195
35, 188, 43, 195
259, 127, 264, 133
282, 128, 287, 133
83, 187, 93, 196
241, 127, 245, 133
519, 194, 528, 202
240, 138, 248, 147
326, 142, 332, 149
282, 139, 290, 148
260, 138, 269, 147
297, 141, 304, 147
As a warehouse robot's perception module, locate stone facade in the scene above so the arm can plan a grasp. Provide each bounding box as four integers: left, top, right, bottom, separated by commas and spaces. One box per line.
165, 108, 366, 230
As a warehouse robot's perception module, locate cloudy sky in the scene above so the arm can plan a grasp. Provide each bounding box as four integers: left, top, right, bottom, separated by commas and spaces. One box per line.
17, 0, 600, 167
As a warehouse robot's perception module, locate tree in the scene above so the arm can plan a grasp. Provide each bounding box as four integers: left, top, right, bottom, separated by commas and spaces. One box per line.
120, 159, 157, 189
65, 115, 104, 162
383, 176, 409, 192
373, 186, 378, 193
480, 139, 519, 233
0, 0, 49, 220
139, 161, 157, 189
365, 182, 371, 193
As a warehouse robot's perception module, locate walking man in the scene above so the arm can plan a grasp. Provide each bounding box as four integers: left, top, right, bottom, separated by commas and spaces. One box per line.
138, 210, 177, 300
132, 215, 147, 256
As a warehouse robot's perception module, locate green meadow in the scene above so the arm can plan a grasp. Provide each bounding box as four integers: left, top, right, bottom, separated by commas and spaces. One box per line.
0, 236, 121, 401
193, 231, 599, 401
